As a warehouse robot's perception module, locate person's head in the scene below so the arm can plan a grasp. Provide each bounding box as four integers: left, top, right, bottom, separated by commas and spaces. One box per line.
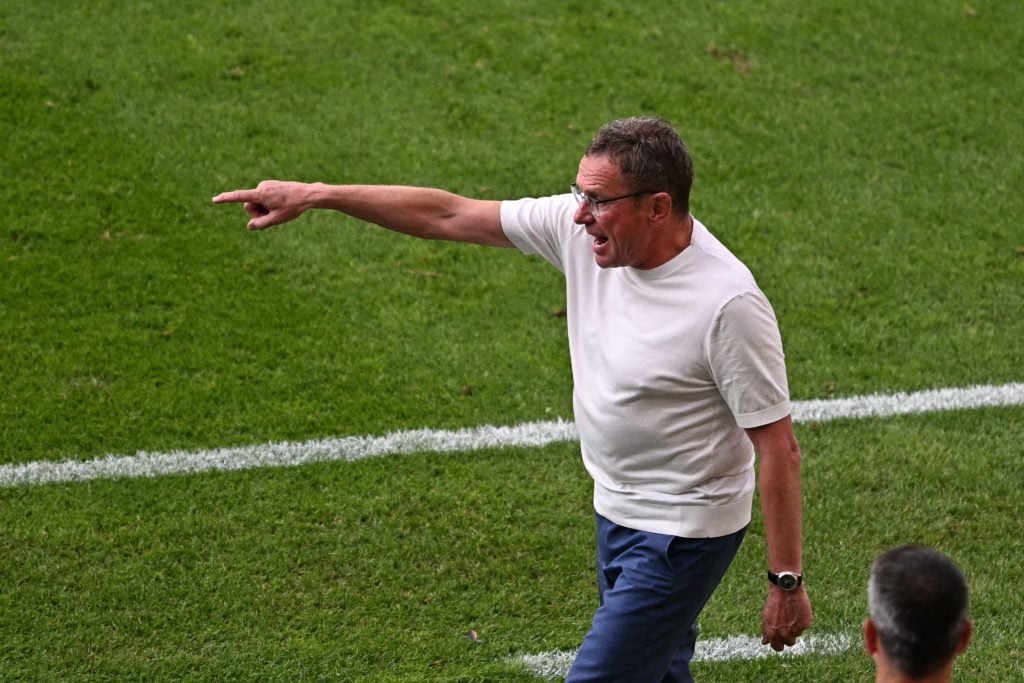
572, 116, 695, 269
865, 545, 972, 681
584, 116, 694, 216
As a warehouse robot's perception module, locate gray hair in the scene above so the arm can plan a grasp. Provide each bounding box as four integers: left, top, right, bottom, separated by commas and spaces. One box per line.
585, 116, 694, 215
868, 544, 969, 679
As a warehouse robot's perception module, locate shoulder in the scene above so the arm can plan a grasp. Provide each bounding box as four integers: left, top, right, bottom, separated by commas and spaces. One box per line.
689, 219, 756, 283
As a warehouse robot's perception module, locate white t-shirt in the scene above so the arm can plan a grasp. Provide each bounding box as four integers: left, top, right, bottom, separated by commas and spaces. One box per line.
501, 194, 791, 538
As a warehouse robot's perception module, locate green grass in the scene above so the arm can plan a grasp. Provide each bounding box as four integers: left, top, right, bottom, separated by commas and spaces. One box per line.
1, 0, 1022, 679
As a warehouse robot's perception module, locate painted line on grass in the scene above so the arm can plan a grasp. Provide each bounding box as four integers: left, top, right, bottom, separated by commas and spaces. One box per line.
790, 382, 1024, 423
2, 382, 1021, 488
515, 632, 854, 679
0, 419, 579, 488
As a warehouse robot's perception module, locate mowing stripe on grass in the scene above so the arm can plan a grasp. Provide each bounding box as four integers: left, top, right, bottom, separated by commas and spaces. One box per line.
2, 382, 1022, 488
515, 632, 854, 679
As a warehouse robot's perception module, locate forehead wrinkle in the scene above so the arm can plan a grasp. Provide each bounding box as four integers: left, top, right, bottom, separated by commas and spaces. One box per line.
576, 155, 626, 198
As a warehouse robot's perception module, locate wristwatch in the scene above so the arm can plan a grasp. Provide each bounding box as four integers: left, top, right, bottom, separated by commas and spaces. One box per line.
768, 570, 803, 591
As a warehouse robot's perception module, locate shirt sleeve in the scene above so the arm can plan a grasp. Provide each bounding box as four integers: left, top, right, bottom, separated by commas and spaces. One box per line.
500, 195, 579, 273
707, 291, 792, 429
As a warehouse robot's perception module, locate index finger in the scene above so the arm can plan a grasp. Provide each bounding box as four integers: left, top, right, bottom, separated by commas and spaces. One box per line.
212, 189, 259, 204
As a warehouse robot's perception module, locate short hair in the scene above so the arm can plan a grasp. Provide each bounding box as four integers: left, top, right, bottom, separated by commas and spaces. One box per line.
585, 116, 695, 215
868, 544, 969, 679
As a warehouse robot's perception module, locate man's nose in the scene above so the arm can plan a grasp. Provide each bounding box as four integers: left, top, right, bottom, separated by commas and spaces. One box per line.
573, 201, 593, 224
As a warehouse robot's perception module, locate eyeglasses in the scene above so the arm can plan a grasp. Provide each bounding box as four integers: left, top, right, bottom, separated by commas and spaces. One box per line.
570, 183, 655, 217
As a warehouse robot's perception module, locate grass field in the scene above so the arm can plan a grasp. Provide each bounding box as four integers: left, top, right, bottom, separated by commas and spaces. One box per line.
2, 0, 1023, 680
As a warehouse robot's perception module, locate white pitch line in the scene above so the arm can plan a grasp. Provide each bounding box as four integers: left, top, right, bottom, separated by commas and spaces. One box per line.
515, 633, 854, 679
0, 419, 579, 488
790, 382, 1024, 423
2, 382, 1022, 488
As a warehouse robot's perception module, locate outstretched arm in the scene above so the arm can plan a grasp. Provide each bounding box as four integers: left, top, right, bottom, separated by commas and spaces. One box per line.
746, 415, 813, 651
212, 180, 512, 247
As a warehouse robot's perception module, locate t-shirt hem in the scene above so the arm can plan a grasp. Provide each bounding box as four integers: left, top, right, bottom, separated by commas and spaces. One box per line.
593, 488, 754, 538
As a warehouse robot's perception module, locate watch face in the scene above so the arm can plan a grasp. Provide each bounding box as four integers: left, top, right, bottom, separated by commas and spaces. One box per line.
778, 573, 799, 590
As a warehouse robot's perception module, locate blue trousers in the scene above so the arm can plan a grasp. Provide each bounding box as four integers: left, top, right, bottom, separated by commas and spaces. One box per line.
566, 514, 747, 683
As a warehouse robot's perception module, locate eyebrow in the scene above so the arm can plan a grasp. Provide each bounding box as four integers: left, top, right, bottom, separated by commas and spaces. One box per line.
574, 183, 606, 200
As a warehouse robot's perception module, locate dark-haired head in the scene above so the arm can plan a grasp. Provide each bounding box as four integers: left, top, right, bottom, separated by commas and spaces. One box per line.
585, 116, 694, 216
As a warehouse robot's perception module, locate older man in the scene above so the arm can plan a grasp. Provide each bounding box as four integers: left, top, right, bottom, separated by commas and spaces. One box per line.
214, 116, 812, 681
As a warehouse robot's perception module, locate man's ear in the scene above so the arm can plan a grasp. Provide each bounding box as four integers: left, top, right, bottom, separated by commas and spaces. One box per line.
649, 192, 672, 223
864, 618, 879, 655
956, 619, 973, 655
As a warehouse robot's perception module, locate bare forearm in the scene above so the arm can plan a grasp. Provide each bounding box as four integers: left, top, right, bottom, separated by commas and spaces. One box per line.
304, 183, 494, 243
214, 180, 508, 246
758, 440, 803, 572
748, 416, 803, 572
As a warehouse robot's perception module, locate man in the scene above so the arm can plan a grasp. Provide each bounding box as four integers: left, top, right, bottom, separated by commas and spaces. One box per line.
214, 116, 812, 681
866, 545, 971, 682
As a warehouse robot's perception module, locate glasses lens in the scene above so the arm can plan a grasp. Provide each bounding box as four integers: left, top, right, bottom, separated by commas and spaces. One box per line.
571, 185, 600, 217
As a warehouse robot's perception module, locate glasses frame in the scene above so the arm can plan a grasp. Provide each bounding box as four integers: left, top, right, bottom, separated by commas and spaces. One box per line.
570, 183, 656, 217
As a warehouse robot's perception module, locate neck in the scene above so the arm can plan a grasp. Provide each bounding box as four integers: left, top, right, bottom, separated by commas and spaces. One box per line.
642, 213, 693, 269
874, 658, 955, 683
674, 213, 694, 252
